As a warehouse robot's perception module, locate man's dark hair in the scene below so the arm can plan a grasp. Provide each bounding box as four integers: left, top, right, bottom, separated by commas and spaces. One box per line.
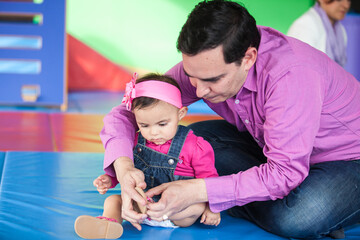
177, 0, 260, 65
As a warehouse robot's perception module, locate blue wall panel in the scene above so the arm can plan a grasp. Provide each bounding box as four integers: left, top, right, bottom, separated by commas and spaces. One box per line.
0, 1, 67, 108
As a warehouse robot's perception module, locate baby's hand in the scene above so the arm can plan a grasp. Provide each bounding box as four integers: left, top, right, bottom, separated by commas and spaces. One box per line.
200, 208, 221, 226
93, 174, 112, 194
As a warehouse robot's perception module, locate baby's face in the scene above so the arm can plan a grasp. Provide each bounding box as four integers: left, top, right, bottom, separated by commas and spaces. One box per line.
134, 101, 182, 145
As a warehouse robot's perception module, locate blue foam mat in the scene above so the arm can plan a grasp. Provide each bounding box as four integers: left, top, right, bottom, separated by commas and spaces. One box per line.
0, 152, 359, 240
0, 152, 5, 185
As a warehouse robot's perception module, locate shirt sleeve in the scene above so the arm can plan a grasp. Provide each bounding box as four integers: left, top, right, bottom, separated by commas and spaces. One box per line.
100, 104, 138, 177
189, 133, 219, 179
205, 67, 324, 213
108, 174, 118, 189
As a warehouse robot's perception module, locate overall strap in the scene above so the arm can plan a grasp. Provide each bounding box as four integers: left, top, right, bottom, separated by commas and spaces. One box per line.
167, 125, 191, 158
137, 131, 146, 145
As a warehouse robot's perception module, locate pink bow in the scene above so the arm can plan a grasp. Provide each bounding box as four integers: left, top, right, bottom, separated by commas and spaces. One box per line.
121, 73, 138, 110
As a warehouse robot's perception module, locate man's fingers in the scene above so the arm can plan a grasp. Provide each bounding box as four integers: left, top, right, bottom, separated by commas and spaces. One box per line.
146, 215, 163, 222
123, 211, 146, 231
136, 181, 147, 190
131, 222, 142, 231
129, 188, 147, 206
130, 170, 146, 188
123, 210, 147, 223
145, 184, 167, 198
144, 207, 168, 222
146, 200, 166, 212
121, 195, 148, 228
145, 201, 169, 221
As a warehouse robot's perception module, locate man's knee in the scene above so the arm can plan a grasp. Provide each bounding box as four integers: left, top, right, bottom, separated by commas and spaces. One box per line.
269, 213, 324, 238
229, 199, 333, 239
261, 199, 336, 239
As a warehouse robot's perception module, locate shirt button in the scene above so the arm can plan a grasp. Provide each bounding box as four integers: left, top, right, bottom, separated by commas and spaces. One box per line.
137, 147, 142, 153
245, 119, 250, 124
235, 99, 240, 104
168, 159, 175, 165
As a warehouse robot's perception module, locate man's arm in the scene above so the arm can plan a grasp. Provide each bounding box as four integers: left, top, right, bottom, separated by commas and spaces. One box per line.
100, 103, 137, 176
100, 104, 147, 230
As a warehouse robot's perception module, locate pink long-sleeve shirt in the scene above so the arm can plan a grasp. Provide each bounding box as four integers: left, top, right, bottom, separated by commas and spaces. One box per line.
100, 26, 360, 213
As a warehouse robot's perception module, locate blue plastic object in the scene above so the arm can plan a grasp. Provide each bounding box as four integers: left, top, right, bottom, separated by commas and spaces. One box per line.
343, 13, 360, 82
0, 1, 67, 108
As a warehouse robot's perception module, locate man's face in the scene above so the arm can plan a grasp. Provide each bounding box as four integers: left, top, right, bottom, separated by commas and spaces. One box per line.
182, 45, 249, 103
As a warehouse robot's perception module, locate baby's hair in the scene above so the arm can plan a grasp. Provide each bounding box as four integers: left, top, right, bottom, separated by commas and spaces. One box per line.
132, 73, 182, 110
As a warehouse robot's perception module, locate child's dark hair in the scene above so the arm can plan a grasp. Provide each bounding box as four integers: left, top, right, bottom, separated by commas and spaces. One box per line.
132, 73, 182, 110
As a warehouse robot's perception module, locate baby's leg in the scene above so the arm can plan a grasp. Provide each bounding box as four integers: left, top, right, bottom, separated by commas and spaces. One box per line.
74, 195, 124, 239
102, 194, 123, 223
171, 202, 206, 227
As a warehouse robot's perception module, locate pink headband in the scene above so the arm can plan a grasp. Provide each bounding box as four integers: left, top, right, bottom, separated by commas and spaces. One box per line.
122, 73, 182, 110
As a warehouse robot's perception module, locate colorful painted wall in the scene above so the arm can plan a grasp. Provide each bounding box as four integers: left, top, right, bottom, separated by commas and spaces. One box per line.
66, 0, 313, 73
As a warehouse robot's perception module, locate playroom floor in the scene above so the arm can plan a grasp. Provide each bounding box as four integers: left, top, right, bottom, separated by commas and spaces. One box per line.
0, 91, 359, 240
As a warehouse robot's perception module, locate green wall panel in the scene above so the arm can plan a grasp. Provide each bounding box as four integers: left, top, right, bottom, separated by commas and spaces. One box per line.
66, 0, 313, 73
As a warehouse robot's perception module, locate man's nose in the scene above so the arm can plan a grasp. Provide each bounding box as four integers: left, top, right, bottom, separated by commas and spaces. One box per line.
195, 80, 209, 98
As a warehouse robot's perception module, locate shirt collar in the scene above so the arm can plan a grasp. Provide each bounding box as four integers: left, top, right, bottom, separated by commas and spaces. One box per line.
237, 26, 268, 95
242, 65, 257, 93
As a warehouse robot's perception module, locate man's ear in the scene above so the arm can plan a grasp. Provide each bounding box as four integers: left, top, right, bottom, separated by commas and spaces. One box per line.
178, 106, 188, 120
242, 47, 257, 72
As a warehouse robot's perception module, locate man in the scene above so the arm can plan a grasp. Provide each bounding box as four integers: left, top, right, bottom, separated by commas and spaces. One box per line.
100, 1, 360, 238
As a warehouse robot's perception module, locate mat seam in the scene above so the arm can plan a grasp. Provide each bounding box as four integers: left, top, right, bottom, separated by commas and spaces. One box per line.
0, 152, 7, 197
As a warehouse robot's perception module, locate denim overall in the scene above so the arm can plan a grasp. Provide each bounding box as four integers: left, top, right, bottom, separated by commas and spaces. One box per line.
134, 125, 193, 202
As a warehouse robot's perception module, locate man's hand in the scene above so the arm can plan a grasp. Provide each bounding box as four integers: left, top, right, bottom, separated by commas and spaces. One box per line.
113, 157, 147, 230
145, 179, 208, 221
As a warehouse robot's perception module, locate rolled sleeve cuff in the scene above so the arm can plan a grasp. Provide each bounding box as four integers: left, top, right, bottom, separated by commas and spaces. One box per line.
108, 175, 118, 189
103, 138, 134, 177
205, 175, 237, 213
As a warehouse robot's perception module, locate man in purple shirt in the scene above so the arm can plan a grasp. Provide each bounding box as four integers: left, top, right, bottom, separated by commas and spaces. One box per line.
100, 0, 360, 238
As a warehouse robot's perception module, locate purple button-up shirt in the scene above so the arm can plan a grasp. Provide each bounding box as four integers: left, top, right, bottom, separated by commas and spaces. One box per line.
100, 26, 360, 213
